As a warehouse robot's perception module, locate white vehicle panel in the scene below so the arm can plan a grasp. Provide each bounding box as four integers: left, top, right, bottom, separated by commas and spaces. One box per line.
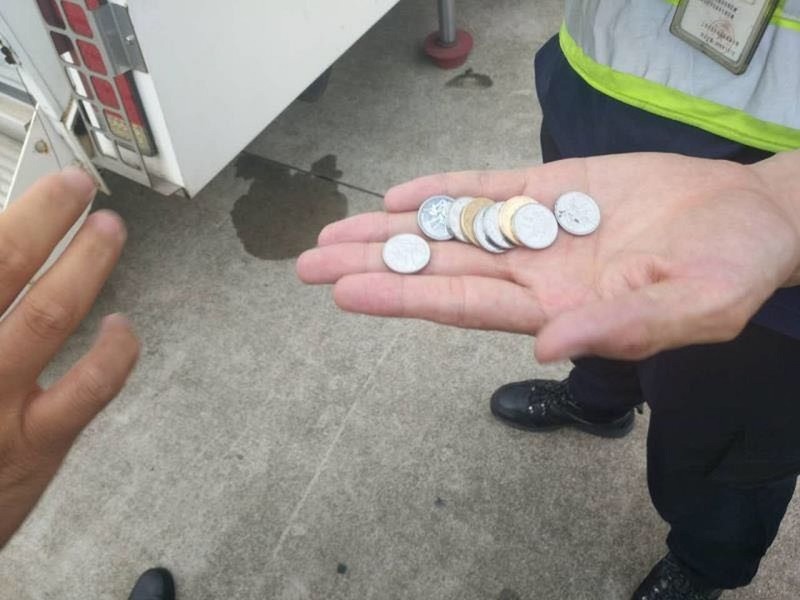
128, 0, 401, 195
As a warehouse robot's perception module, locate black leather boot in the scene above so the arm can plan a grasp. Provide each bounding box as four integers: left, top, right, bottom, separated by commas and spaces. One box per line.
128, 568, 175, 600
490, 379, 636, 438
632, 554, 722, 599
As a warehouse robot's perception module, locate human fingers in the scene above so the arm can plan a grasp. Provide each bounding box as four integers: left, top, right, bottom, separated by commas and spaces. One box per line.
298, 241, 513, 284
332, 273, 544, 333
22, 314, 139, 454
383, 159, 589, 213
0, 211, 126, 386
317, 212, 417, 246
0, 168, 96, 313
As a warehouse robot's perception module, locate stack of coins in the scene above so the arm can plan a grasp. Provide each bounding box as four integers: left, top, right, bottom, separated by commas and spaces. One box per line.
382, 192, 601, 274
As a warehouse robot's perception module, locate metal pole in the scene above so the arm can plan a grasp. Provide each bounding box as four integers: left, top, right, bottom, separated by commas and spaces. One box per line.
437, 0, 457, 46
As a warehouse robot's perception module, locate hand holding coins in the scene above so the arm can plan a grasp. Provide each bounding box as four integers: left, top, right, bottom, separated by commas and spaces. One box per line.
300, 153, 798, 361
382, 192, 601, 273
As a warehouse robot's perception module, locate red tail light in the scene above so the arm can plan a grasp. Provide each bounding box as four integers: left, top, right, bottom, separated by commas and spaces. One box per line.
61, 1, 93, 38
36, 0, 156, 157
90, 76, 117, 107
76, 39, 105, 73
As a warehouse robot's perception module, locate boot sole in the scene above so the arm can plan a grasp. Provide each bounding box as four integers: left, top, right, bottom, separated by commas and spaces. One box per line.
490, 406, 636, 439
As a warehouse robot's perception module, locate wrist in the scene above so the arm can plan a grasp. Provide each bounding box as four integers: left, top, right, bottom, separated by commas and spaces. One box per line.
751, 150, 800, 287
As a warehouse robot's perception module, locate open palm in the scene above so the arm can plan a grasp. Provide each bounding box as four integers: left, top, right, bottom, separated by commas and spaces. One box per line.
297, 153, 799, 361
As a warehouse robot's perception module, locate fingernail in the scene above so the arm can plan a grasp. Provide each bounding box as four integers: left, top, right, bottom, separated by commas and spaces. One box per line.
88, 209, 127, 242
101, 313, 132, 330
317, 225, 332, 245
60, 166, 97, 197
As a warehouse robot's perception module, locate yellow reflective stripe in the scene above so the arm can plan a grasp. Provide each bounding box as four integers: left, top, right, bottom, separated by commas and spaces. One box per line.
772, 0, 800, 28
558, 22, 800, 152
774, 8, 800, 31
663, 0, 800, 29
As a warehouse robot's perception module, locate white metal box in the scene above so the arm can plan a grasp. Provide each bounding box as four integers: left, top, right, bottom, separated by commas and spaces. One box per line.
0, 0, 401, 204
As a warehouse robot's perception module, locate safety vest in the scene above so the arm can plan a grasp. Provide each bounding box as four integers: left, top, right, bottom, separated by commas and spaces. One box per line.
561, 0, 800, 152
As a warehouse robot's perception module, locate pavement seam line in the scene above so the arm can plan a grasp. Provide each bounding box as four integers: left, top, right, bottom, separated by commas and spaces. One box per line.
249, 153, 385, 199
270, 330, 404, 560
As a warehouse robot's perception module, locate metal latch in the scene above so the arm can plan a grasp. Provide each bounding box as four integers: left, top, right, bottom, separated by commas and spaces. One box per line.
94, 3, 147, 75
1, 43, 15, 65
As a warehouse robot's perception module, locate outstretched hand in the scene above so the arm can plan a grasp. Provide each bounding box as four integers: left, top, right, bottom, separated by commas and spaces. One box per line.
298, 153, 800, 361
0, 169, 139, 549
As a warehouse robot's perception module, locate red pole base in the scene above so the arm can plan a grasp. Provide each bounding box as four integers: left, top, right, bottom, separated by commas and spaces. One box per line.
424, 29, 474, 70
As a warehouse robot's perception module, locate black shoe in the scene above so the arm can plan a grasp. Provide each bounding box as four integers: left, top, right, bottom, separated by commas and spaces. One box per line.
632, 554, 722, 600
489, 379, 635, 438
128, 568, 175, 600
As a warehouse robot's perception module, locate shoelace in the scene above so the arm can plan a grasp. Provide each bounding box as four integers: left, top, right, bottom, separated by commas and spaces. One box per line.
530, 379, 646, 418
526, 380, 570, 415
656, 555, 719, 600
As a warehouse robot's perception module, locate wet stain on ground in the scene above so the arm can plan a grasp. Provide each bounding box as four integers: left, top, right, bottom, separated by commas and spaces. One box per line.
311, 154, 344, 180
336, 563, 348, 575
446, 68, 494, 89
497, 588, 521, 600
231, 153, 348, 260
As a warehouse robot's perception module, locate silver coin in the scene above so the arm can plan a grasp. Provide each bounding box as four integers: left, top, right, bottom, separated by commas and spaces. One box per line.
512, 203, 559, 250
417, 195, 454, 241
554, 191, 601, 236
473, 207, 506, 254
447, 196, 473, 243
482, 202, 515, 250
382, 234, 431, 274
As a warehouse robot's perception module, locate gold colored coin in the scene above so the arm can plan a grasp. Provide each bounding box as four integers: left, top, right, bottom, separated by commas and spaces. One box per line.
499, 196, 537, 245
460, 197, 494, 246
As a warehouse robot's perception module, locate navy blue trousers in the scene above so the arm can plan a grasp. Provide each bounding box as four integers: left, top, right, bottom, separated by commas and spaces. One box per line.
535, 35, 800, 590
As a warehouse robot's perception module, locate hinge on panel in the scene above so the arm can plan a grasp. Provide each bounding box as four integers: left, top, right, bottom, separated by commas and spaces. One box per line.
1, 44, 16, 65
94, 3, 147, 75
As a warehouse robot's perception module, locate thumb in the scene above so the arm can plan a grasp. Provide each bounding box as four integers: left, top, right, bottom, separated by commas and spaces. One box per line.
533, 278, 750, 363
